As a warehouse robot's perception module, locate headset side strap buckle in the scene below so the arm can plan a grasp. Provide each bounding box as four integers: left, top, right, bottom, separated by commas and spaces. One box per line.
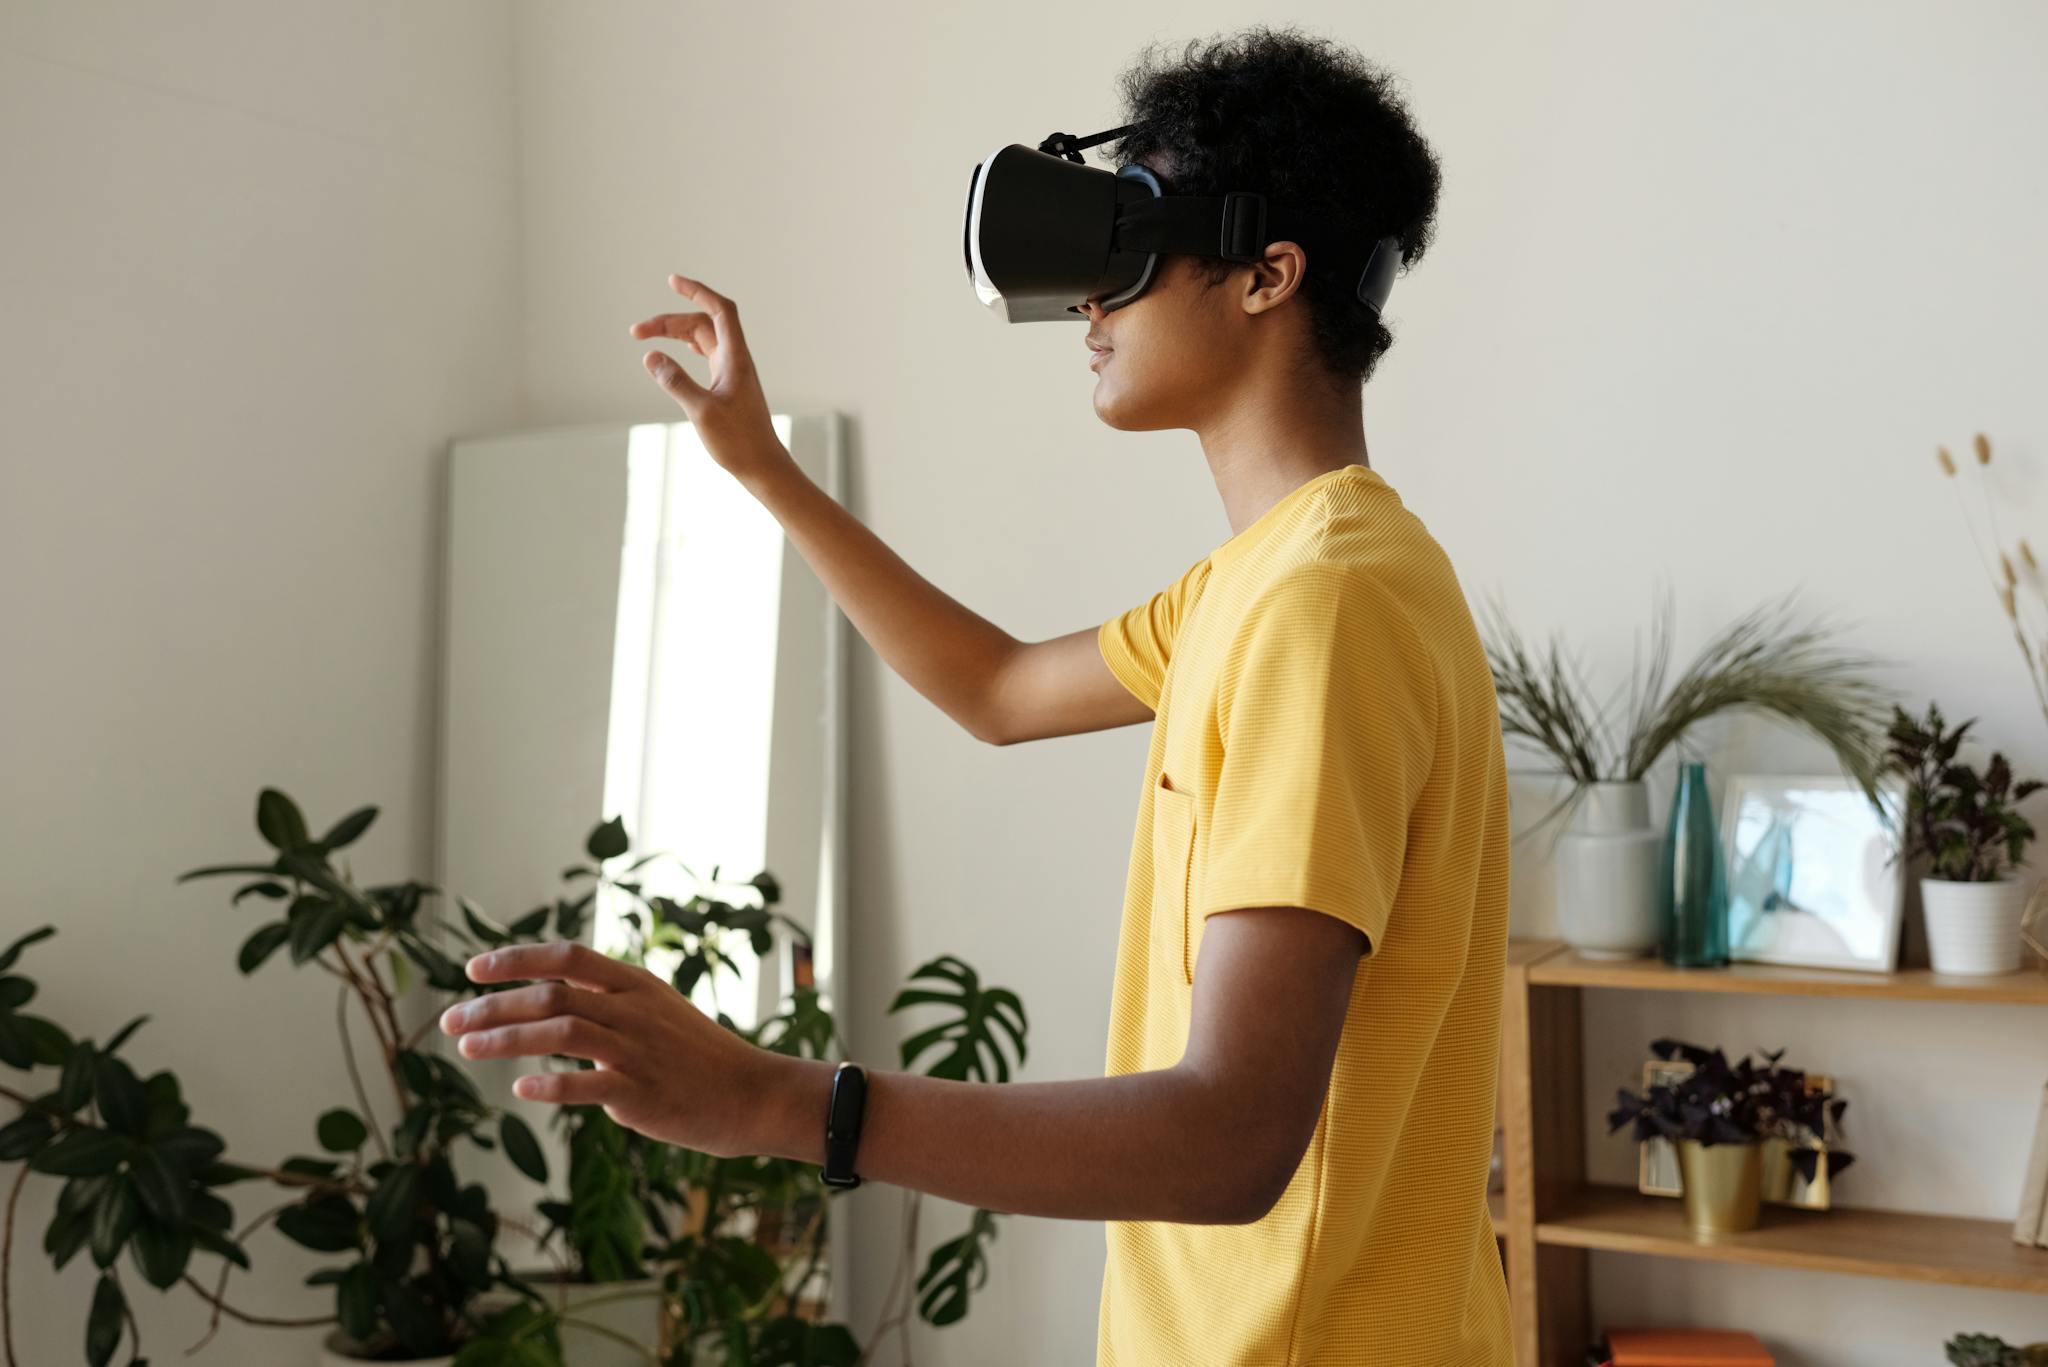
1218, 191, 1267, 262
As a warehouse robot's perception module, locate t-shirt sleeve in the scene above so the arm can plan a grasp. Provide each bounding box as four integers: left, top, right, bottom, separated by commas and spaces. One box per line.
1096, 556, 1209, 712
1195, 563, 1439, 956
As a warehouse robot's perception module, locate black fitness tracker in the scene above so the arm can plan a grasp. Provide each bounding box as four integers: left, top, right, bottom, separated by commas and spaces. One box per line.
821, 1061, 867, 1189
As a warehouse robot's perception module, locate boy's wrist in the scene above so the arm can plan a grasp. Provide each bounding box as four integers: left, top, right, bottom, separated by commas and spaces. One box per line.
750, 1051, 836, 1165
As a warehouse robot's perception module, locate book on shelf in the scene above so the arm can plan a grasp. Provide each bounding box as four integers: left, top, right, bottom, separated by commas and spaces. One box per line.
2018, 1079, 2048, 1248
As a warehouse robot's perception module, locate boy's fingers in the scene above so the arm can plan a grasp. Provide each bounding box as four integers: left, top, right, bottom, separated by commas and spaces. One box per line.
454, 1016, 629, 1067
464, 939, 642, 992
629, 312, 715, 349
439, 980, 626, 1036
644, 350, 707, 402
667, 274, 747, 354
513, 1068, 634, 1106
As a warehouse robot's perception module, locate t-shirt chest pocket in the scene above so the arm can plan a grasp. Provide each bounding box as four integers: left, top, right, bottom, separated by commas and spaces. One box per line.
1150, 771, 1198, 986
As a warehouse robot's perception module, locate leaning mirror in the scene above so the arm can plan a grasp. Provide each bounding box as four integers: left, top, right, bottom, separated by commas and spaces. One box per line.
436, 414, 847, 1038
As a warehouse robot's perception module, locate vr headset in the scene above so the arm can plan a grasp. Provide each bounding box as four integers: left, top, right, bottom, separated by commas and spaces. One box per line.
963, 123, 1402, 324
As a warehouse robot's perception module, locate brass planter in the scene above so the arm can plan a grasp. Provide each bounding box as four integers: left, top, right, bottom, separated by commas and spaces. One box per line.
1676, 1139, 1763, 1236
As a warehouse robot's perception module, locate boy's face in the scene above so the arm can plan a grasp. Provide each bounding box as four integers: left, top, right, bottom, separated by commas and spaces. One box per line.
1080, 252, 1247, 432
1077, 153, 1271, 433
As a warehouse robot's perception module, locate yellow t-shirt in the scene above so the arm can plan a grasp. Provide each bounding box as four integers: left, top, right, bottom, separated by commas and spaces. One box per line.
1094, 462, 1512, 1366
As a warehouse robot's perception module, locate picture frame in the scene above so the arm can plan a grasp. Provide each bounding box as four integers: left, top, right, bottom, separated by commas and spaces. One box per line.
1635, 1058, 1837, 1210
1720, 773, 1908, 974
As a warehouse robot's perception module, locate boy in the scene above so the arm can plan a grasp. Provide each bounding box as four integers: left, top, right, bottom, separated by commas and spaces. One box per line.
442, 26, 1513, 1365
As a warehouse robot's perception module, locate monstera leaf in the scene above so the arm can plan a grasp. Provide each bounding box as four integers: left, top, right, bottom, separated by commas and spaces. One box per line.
887, 955, 1027, 1082
915, 1207, 999, 1327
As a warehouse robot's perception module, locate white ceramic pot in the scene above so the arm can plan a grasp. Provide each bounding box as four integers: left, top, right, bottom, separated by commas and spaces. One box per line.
318, 1328, 454, 1366
1554, 781, 1664, 959
1922, 875, 2035, 975
519, 1272, 665, 1366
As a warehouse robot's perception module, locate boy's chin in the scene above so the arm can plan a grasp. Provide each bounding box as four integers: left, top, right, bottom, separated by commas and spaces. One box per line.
1090, 381, 1172, 432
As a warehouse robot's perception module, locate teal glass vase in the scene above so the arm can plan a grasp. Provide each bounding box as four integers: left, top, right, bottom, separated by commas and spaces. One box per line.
1659, 760, 1730, 967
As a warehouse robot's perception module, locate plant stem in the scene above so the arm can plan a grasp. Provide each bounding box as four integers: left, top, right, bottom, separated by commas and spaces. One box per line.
178, 1272, 336, 1328
336, 981, 392, 1163
2, 1162, 24, 1367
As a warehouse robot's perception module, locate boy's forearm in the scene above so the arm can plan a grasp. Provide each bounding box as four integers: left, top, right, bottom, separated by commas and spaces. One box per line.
743, 457, 1018, 743
746, 1052, 1277, 1225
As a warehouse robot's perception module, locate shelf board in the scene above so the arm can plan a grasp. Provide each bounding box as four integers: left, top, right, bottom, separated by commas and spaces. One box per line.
1534, 1184, 2048, 1293
1524, 942, 2048, 1005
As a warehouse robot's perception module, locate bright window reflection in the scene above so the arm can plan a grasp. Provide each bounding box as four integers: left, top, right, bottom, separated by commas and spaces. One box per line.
597, 417, 791, 1029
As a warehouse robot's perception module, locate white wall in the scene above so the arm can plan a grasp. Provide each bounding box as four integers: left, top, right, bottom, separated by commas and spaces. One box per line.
8, 2, 2048, 1364
505, 3, 2048, 1363
0, 3, 524, 1363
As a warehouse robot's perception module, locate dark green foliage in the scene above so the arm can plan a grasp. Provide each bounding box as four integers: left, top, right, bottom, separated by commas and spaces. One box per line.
1885, 701, 2043, 881
915, 1207, 1000, 1327
1606, 1037, 1854, 1185
889, 955, 1028, 1082
1945, 1333, 2030, 1367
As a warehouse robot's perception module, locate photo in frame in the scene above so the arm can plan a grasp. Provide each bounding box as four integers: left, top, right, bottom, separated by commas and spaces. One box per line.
1720, 773, 1907, 974
1635, 1059, 1837, 1210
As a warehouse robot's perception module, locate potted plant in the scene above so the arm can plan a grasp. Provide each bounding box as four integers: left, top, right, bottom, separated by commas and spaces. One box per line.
0, 790, 566, 1366
1947, 1332, 2048, 1366
1882, 701, 2044, 975
1606, 1038, 1854, 1237
1478, 581, 1898, 960
503, 816, 1035, 1367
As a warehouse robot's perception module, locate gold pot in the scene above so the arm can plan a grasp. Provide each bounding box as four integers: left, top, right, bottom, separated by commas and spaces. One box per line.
1676, 1139, 1763, 1236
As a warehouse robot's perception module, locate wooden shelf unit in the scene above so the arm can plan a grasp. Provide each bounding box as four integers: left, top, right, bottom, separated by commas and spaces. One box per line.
1496, 939, 2048, 1365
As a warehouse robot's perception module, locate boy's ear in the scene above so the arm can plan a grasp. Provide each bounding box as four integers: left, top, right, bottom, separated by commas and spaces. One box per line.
1241, 241, 1309, 314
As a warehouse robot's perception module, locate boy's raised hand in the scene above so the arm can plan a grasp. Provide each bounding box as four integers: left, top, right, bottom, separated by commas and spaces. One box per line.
629, 273, 788, 485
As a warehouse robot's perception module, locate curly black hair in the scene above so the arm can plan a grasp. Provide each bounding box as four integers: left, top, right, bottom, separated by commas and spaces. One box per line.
1107, 26, 1442, 389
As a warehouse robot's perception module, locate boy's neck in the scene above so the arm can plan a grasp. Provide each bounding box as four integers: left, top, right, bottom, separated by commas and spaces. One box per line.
1198, 378, 1373, 537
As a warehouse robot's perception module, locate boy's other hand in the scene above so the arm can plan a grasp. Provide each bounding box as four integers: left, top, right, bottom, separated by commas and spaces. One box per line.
439, 939, 783, 1161
629, 274, 790, 486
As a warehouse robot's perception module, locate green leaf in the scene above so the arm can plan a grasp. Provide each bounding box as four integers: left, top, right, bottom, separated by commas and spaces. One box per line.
129, 1217, 193, 1289
0, 1017, 32, 1070
103, 1014, 148, 1055
11, 1013, 74, 1066
337, 1262, 378, 1341
889, 955, 1029, 1082
585, 815, 630, 861
86, 1273, 125, 1367
45, 1205, 91, 1268
194, 1159, 262, 1187
0, 1111, 54, 1160
230, 880, 290, 905
151, 1126, 224, 1172
129, 1148, 191, 1224
317, 1108, 368, 1153
317, 805, 378, 853
93, 1057, 150, 1136
59, 1044, 96, 1111
914, 1208, 1000, 1327
174, 862, 283, 885
237, 922, 291, 974
190, 1224, 251, 1269
275, 1194, 361, 1253
30, 1127, 131, 1177
88, 1178, 141, 1268
0, 925, 55, 974
0, 975, 35, 1010
365, 1163, 421, 1246
499, 1113, 547, 1183
460, 898, 511, 947
287, 899, 350, 965
256, 788, 311, 851
507, 905, 551, 938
